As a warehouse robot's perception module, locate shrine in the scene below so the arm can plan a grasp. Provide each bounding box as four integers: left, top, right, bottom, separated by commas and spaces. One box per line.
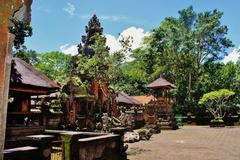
145, 76, 178, 129
6, 58, 60, 145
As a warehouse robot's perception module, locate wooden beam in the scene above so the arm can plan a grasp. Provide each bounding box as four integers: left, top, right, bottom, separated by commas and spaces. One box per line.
10, 86, 49, 95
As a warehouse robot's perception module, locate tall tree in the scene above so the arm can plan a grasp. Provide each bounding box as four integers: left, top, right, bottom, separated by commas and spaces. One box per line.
75, 14, 126, 87
72, 14, 105, 80
115, 48, 150, 95
9, 18, 32, 50
13, 46, 38, 65
77, 14, 103, 56
77, 33, 124, 87
78, 34, 110, 81
34, 51, 71, 83
199, 89, 235, 120
141, 6, 233, 104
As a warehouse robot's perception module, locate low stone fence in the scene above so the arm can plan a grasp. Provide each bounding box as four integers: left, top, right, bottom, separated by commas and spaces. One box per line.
46, 128, 126, 160
177, 115, 240, 126
4, 146, 39, 160
4, 134, 54, 160
4, 128, 126, 160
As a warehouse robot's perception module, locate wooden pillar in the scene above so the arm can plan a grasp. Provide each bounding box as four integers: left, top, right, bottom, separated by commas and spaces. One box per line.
0, 1, 32, 159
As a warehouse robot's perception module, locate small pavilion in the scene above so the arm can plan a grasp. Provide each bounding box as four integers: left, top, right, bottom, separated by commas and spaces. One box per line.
116, 91, 141, 106
145, 76, 176, 124
116, 91, 144, 128
6, 58, 60, 144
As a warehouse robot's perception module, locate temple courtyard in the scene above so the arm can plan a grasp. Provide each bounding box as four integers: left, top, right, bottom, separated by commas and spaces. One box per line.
127, 126, 240, 160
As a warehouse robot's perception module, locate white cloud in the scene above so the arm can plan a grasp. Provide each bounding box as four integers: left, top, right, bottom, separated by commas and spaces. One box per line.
223, 46, 240, 64
63, 3, 75, 16
105, 34, 122, 53
59, 27, 149, 61
119, 27, 149, 50
99, 15, 128, 21
105, 27, 149, 61
60, 44, 78, 55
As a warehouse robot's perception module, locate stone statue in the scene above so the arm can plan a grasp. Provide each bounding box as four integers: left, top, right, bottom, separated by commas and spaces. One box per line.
101, 113, 111, 132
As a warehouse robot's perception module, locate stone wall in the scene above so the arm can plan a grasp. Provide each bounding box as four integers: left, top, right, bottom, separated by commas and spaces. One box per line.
0, 1, 32, 159
46, 129, 127, 160
75, 135, 122, 160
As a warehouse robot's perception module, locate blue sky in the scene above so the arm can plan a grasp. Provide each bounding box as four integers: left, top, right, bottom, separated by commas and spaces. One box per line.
25, 0, 240, 62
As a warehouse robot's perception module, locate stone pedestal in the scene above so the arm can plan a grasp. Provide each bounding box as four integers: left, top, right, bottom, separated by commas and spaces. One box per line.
111, 127, 127, 160
60, 132, 81, 160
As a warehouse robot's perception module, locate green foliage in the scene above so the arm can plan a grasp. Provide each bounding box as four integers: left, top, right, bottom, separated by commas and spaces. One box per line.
62, 78, 87, 96
146, 6, 233, 103
199, 89, 235, 105
117, 6, 234, 104
114, 7, 240, 120
77, 14, 103, 56
109, 46, 152, 95
9, 18, 32, 50
11, 8, 239, 120
210, 118, 224, 123
78, 34, 110, 81
12, 48, 72, 84
13, 46, 39, 65
199, 89, 235, 119
235, 60, 240, 104
116, 61, 149, 95
77, 34, 125, 88
75, 15, 126, 89
34, 51, 71, 83
199, 62, 240, 105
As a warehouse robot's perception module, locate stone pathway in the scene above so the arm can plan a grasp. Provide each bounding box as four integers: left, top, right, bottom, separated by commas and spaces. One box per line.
127, 126, 240, 160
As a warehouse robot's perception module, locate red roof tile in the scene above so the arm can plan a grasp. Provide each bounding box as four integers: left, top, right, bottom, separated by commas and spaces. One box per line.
131, 95, 155, 105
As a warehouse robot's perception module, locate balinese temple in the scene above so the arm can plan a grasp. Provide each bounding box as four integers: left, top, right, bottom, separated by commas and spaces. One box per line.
92, 80, 110, 113
62, 79, 115, 131
144, 76, 176, 125
6, 58, 60, 144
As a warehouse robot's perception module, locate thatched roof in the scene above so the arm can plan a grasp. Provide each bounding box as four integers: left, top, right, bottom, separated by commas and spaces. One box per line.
116, 91, 140, 105
10, 58, 60, 90
146, 77, 176, 89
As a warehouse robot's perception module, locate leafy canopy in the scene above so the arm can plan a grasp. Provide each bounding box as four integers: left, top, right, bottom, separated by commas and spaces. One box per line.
9, 18, 32, 50
34, 51, 72, 83
77, 14, 104, 56
199, 89, 235, 119
199, 89, 235, 105
77, 34, 124, 86
122, 6, 234, 102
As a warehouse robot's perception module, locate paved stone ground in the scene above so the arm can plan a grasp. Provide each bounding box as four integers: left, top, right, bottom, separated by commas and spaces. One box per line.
126, 126, 240, 160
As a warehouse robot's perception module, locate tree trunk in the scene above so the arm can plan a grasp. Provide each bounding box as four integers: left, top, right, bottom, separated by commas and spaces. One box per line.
188, 71, 192, 101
